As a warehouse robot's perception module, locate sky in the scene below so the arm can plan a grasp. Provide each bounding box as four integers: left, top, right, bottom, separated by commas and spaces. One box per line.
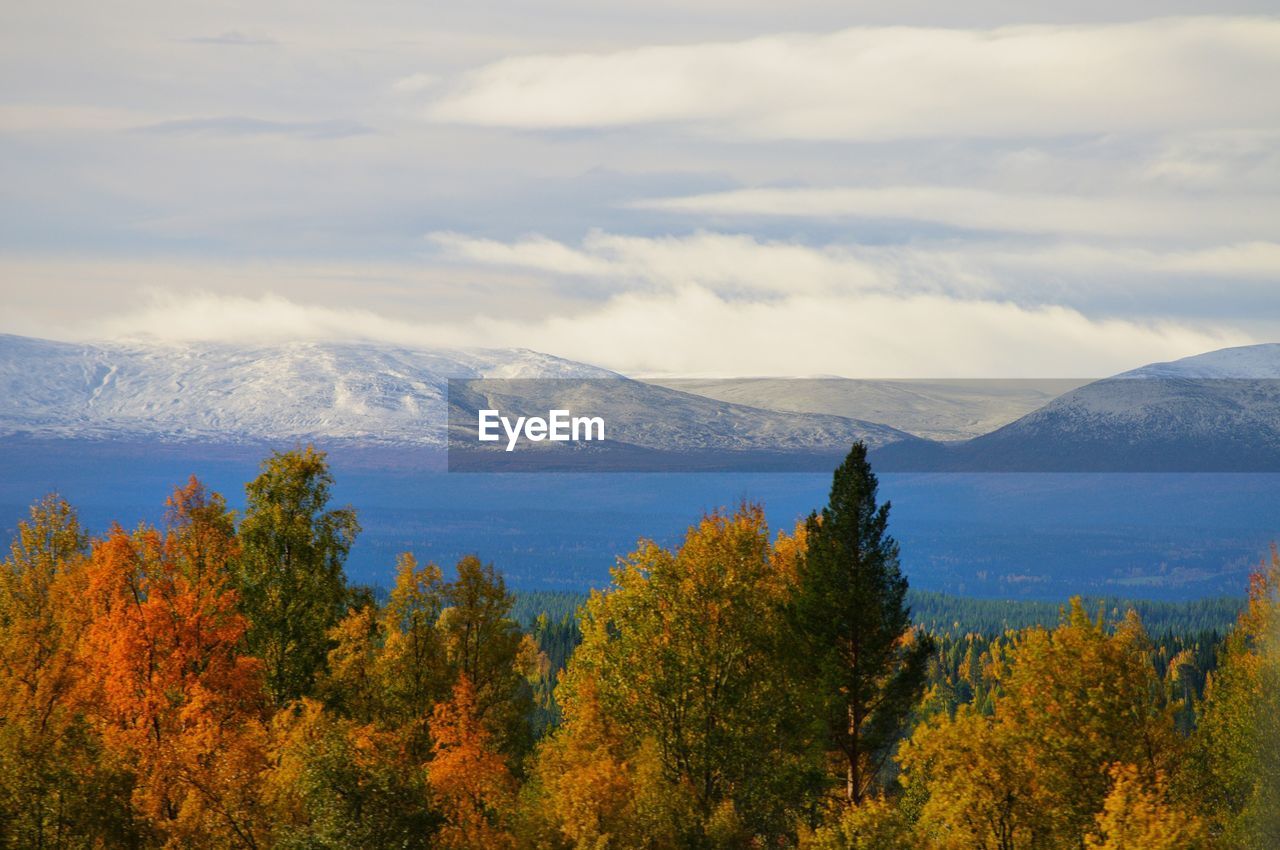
1, 2, 1278, 377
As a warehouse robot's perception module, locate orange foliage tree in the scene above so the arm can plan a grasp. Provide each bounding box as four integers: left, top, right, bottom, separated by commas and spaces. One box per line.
79, 478, 268, 848
428, 675, 517, 850
0, 495, 137, 846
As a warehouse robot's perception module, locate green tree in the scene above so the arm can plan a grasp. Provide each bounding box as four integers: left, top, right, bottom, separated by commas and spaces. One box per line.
790, 442, 932, 805
263, 698, 437, 850
236, 446, 360, 706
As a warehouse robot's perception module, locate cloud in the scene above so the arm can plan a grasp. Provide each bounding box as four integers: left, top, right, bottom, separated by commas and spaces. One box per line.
89, 291, 435, 347
0, 105, 143, 133
134, 116, 373, 139
426, 230, 1280, 305
465, 288, 1250, 378
74, 287, 1251, 379
426, 17, 1280, 140
430, 232, 618, 278
428, 230, 889, 295
392, 73, 441, 94
632, 185, 1280, 241
967, 241, 1280, 282
184, 31, 276, 46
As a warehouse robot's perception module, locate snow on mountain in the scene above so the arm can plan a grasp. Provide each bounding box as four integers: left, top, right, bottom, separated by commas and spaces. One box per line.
0, 334, 614, 446
0, 334, 910, 454
874, 342, 1280, 471
1118, 343, 1280, 379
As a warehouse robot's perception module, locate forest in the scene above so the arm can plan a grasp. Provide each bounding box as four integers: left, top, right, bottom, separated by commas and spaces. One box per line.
0, 444, 1276, 849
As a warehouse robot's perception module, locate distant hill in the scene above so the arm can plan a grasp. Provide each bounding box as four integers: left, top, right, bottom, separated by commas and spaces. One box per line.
646, 377, 1089, 441
873, 344, 1280, 471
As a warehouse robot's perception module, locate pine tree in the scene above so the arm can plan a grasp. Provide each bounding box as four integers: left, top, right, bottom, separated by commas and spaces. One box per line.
790, 441, 933, 805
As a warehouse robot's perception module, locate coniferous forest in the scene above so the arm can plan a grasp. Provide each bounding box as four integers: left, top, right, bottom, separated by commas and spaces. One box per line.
1, 444, 1276, 850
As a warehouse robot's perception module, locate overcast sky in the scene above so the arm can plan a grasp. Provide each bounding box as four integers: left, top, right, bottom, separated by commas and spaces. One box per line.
2, 2, 1278, 376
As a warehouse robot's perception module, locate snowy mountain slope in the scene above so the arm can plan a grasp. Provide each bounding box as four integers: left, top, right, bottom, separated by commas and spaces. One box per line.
0, 335, 614, 446
0, 335, 910, 453
1118, 343, 1280, 379
874, 343, 1280, 471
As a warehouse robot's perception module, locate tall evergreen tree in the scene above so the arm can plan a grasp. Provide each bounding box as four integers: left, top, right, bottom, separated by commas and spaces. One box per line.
236, 446, 360, 706
790, 441, 933, 805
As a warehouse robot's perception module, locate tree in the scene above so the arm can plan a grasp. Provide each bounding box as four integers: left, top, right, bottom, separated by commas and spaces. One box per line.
322, 553, 451, 760
79, 480, 269, 848
546, 506, 816, 844
899, 600, 1187, 850
428, 676, 517, 850
381, 553, 451, 733
0, 495, 137, 848
900, 704, 1046, 850
235, 447, 360, 706
1190, 548, 1280, 849
438, 555, 538, 761
1085, 764, 1207, 850
263, 697, 437, 850
790, 442, 932, 805
521, 674, 696, 850
799, 794, 913, 850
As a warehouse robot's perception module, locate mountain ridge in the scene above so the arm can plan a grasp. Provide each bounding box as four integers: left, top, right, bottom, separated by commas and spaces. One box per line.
0, 334, 909, 456
873, 343, 1280, 472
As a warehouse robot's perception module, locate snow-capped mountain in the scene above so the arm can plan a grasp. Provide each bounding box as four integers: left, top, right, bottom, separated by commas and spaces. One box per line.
0, 334, 614, 446
1116, 343, 1280, 379
875, 343, 1280, 471
0, 334, 909, 455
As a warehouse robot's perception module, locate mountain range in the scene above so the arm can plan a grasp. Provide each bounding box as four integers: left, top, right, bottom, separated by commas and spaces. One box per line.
2, 333, 1279, 472
0, 335, 906, 465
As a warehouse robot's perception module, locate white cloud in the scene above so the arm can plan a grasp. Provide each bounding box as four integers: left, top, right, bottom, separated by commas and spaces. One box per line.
427, 17, 1280, 141
466, 288, 1250, 377
970, 241, 1280, 281
633, 186, 1280, 241
425, 230, 1280, 305
430, 232, 619, 278
71, 287, 1251, 379
89, 291, 437, 346
429, 230, 889, 295
392, 72, 441, 94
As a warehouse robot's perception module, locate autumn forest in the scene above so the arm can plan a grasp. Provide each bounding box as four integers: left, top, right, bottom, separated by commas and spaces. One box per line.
1, 444, 1276, 850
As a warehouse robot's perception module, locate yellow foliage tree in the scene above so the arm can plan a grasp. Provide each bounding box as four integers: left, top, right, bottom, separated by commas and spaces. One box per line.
1191, 548, 1280, 849
531, 506, 815, 847
900, 599, 1185, 850
1085, 763, 1207, 850
0, 495, 137, 846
